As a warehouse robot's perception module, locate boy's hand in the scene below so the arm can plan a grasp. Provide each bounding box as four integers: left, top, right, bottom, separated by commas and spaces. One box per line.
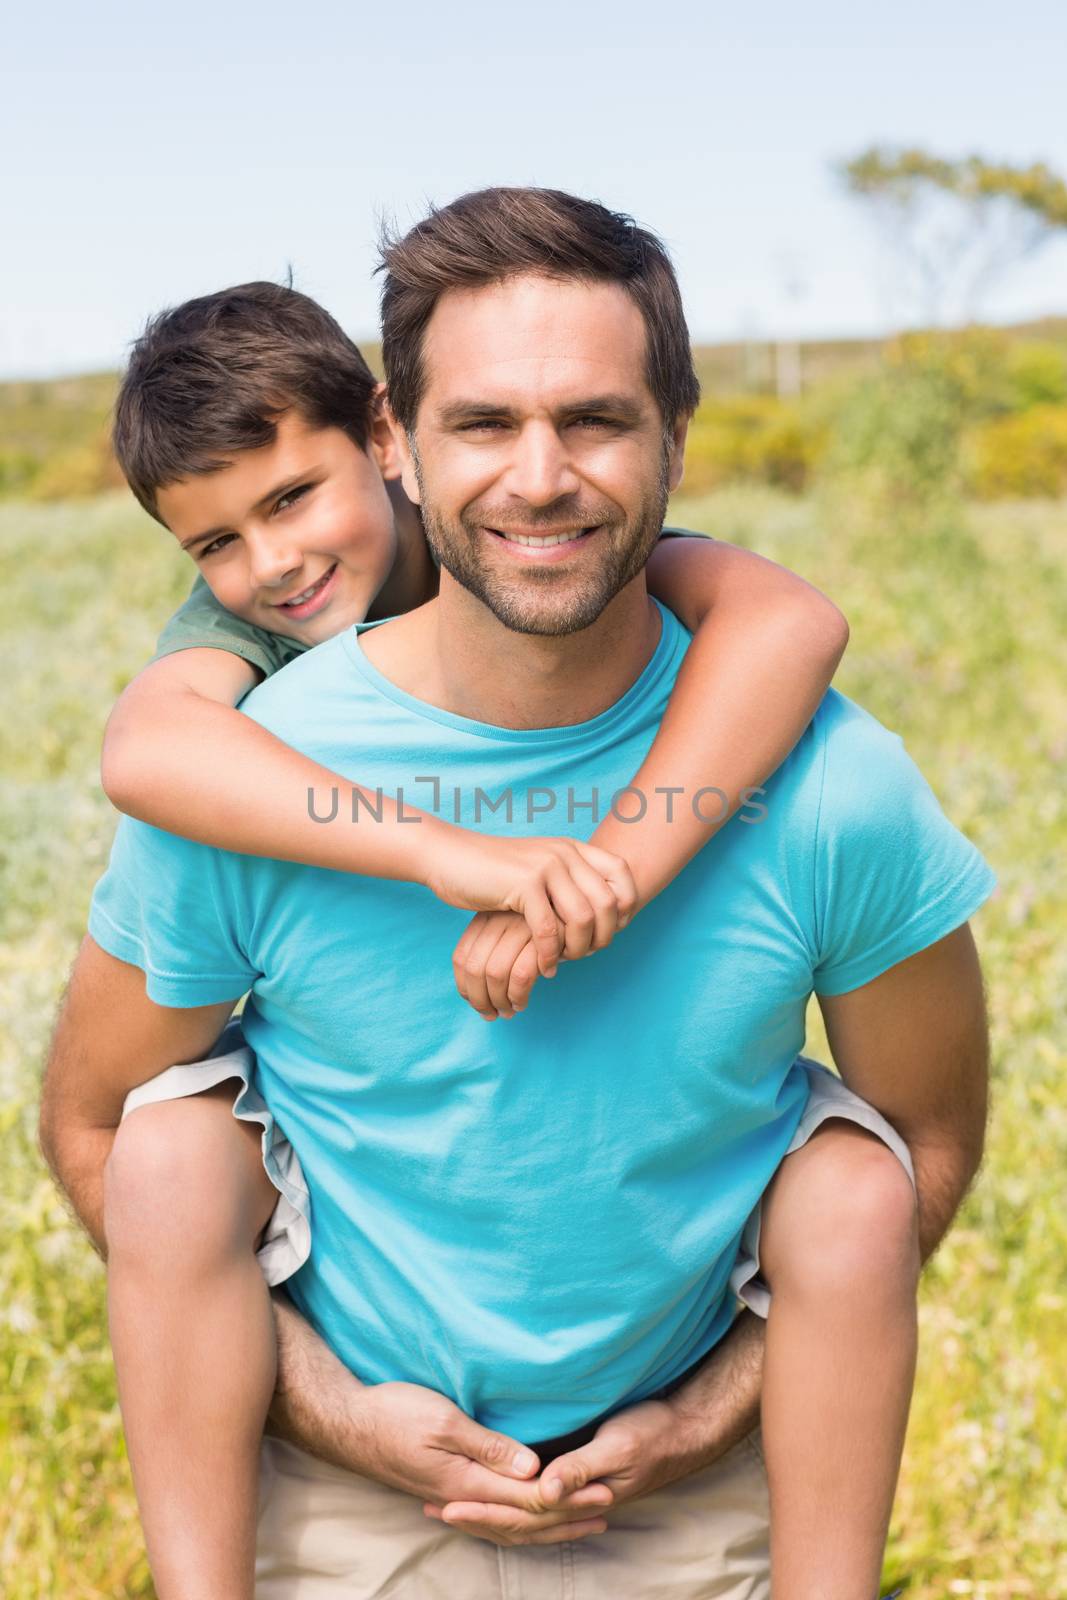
424, 832, 637, 980
452, 912, 543, 1020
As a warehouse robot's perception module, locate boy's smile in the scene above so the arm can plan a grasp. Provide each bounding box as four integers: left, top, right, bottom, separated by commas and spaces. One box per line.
156, 409, 421, 646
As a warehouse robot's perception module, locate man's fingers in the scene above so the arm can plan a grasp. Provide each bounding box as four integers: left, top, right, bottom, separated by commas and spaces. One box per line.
539, 1433, 629, 1504
446, 1417, 540, 1481
433, 1500, 610, 1545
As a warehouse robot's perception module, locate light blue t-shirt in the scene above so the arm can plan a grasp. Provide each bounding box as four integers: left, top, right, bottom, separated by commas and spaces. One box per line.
89, 600, 996, 1438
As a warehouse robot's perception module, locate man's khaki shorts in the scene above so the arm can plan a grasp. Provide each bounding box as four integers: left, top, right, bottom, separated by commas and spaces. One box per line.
255, 1428, 773, 1599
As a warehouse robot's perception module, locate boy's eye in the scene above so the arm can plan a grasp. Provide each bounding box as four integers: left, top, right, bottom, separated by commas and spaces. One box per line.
274, 484, 313, 513
200, 533, 236, 558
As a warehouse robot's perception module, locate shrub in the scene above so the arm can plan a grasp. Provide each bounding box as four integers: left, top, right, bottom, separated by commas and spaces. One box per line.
965, 403, 1067, 498
1006, 342, 1067, 409
682, 396, 826, 495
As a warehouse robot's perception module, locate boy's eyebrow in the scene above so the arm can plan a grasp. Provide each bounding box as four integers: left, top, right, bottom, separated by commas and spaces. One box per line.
435, 395, 646, 428
179, 468, 324, 550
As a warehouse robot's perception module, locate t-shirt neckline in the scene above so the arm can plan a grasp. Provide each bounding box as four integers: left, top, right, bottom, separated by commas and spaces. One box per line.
339, 598, 679, 745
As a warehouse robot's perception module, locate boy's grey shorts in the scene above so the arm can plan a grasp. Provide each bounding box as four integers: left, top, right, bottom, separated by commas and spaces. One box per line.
120, 1028, 915, 1312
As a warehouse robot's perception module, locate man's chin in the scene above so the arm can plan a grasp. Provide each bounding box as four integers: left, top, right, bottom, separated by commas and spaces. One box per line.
469, 582, 618, 638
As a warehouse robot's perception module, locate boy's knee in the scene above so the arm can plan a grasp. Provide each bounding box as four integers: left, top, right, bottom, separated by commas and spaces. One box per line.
765, 1124, 919, 1301
104, 1087, 260, 1264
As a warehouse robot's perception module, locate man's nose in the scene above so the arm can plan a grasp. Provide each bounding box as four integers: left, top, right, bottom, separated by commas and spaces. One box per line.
503, 422, 580, 507
246, 531, 302, 589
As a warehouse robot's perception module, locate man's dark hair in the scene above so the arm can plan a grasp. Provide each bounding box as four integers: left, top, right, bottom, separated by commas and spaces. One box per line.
113, 281, 378, 523
378, 187, 701, 434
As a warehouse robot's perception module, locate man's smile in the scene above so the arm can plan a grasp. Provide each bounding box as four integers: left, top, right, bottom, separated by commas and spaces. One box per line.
483, 526, 601, 562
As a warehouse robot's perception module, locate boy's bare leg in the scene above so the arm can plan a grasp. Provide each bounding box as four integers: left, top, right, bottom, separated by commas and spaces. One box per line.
104, 1083, 281, 1600
757, 1122, 920, 1600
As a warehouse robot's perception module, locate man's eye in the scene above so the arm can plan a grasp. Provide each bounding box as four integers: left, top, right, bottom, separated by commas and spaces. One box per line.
573, 416, 613, 430
200, 533, 236, 558
458, 420, 507, 433
275, 484, 312, 513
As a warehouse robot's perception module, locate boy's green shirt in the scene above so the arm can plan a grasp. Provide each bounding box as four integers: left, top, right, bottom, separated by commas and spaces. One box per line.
153, 573, 306, 679
151, 528, 703, 679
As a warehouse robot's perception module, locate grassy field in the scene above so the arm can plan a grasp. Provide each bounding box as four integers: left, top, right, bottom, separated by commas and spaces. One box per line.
1, 485, 1064, 1596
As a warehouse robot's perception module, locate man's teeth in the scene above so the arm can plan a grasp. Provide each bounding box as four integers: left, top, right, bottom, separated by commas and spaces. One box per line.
497, 530, 588, 546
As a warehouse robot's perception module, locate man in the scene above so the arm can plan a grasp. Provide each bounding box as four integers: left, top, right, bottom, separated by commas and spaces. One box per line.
40, 187, 994, 1597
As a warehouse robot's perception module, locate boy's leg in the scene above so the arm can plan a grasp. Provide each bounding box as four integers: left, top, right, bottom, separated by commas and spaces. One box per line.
758, 1119, 920, 1600
104, 1081, 281, 1600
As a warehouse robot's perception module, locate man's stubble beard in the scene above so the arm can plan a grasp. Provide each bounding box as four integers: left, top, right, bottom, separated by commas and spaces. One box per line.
410, 440, 672, 638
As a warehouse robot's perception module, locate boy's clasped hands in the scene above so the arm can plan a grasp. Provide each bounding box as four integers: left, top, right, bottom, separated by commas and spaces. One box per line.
421, 829, 638, 1021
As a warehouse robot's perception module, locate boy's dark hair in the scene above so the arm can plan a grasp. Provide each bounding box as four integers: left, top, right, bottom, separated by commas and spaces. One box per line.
378, 187, 700, 434
113, 281, 377, 523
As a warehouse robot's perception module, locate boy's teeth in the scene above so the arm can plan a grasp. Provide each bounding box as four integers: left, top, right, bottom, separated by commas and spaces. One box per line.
283, 568, 332, 605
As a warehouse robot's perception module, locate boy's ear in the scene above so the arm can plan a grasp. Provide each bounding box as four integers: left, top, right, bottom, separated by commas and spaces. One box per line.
375, 387, 421, 506
367, 383, 408, 487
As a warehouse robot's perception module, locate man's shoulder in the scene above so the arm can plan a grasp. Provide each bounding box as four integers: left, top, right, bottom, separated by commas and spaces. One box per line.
807, 688, 947, 847
238, 630, 358, 729
812, 686, 906, 761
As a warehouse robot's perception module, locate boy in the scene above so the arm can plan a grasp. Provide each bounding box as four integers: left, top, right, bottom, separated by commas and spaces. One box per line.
84, 279, 919, 1599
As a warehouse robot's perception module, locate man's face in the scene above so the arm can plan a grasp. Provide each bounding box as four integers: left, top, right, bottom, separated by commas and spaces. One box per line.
398, 274, 687, 637
156, 408, 403, 647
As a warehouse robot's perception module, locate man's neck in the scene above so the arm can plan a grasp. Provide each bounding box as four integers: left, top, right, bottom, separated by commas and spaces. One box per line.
364, 482, 439, 622
359, 569, 663, 731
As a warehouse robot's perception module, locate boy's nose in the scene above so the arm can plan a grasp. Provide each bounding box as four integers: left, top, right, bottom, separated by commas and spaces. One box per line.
247, 535, 302, 590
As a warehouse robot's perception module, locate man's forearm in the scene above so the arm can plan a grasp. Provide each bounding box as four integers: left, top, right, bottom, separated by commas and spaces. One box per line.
40, 1124, 115, 1260
266, 1288, 375, 1470
908, 1131, 982, 1264
667, 1307, 764, 1464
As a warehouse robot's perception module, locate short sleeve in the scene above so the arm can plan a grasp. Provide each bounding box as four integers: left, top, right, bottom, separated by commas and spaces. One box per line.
811, 696, 997, 996
88, 815, 259, 1007
658, 524, 709, 542
152, 577, 306, 679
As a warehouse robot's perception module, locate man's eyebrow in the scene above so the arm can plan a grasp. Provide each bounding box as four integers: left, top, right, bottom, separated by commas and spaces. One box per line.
435, 395, 646, 428
179, 468, 323, 551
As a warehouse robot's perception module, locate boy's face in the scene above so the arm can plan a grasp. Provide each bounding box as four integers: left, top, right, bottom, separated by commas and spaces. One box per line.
156, 406, 404, 647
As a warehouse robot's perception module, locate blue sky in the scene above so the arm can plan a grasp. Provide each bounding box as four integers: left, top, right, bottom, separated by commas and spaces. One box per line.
3, 0, 1066, 378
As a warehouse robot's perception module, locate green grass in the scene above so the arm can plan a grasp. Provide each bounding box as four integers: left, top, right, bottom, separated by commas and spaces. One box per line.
2, 486, 1064, 1596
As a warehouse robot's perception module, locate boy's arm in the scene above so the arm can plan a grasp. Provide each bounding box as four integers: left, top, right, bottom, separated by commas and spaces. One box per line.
594, 535, 849, 905
101, 650, 636, 981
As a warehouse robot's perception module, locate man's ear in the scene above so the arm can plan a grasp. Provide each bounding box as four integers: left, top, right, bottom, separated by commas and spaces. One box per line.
666, 414, 690, 495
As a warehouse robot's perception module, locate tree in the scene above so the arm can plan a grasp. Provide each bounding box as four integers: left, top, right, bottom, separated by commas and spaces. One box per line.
838, 146, 1067, 326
